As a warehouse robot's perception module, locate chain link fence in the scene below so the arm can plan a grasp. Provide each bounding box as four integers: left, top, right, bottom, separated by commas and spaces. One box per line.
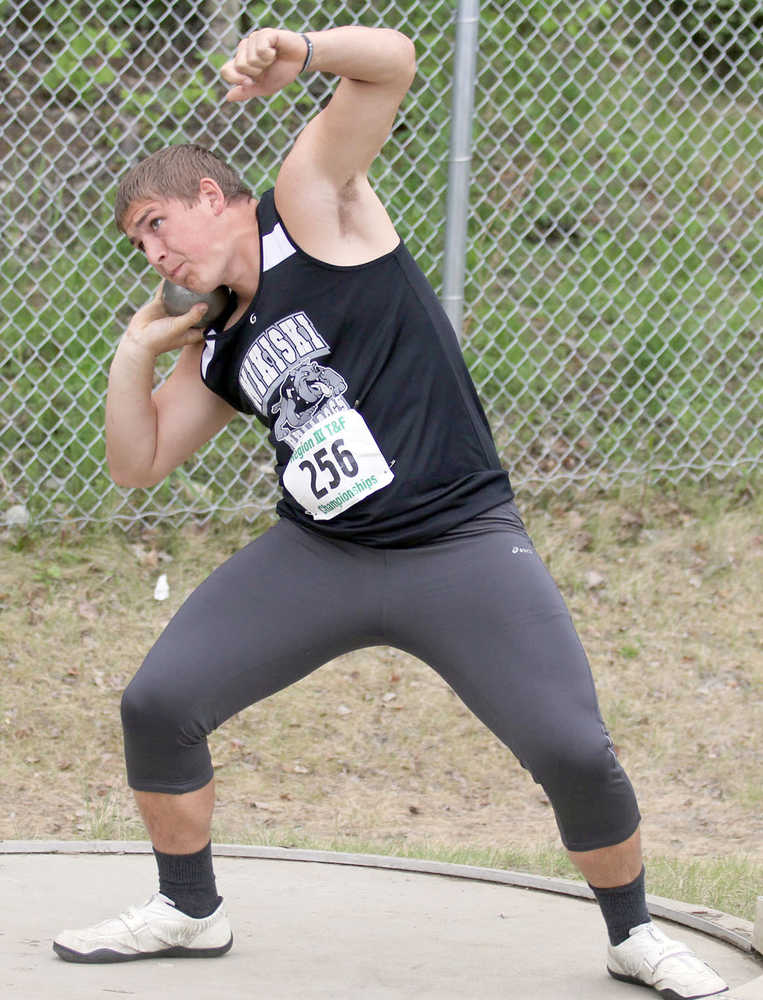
1, 1, 760, 528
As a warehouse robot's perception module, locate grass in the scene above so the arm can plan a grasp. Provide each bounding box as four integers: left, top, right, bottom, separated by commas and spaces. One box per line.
30, 799, 762, 923
201, 832, 763, 924
42, 793, 761, 922
644, 855, 762, 924
1, 488, 760, 921
27, 798, 759, 924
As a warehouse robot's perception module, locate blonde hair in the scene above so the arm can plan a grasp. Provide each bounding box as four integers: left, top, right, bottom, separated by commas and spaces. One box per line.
114, 144, 252, 230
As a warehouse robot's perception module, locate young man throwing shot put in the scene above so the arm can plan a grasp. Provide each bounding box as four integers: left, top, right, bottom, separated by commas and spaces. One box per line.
54, 26, 728, 998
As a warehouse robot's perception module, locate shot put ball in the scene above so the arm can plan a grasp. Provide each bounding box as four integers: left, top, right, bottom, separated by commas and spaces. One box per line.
162, 281, 228, 326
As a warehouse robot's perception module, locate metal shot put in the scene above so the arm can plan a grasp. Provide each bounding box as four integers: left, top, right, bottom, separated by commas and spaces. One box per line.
162, 280, 228, 326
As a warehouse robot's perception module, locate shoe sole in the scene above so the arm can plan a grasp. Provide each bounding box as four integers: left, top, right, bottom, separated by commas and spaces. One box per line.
53, 934, 233, 964
607, 966, 728, 1000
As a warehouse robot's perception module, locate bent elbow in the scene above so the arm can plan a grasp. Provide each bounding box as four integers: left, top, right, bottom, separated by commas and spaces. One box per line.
109, 471, 146, 489
108, 461, 162, 490
396, 32, 417, 85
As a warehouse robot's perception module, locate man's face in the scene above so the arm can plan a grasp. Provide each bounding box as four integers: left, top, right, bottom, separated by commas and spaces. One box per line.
123, 193, 222, 293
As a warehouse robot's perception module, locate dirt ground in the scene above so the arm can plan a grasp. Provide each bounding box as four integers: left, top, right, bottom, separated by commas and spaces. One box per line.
0, 491, 760, 873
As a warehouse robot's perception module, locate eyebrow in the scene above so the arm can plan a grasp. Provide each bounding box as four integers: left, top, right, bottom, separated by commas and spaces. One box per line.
127, 207, 154, 248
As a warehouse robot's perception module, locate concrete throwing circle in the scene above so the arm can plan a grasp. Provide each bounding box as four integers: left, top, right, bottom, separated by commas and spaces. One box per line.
1, 843, 761, 999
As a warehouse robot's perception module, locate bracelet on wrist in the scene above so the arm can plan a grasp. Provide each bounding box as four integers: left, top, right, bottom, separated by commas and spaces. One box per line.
300, 33, 314, 73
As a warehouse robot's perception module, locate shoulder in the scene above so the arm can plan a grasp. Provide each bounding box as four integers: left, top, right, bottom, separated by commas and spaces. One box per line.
274, 164, 399, 265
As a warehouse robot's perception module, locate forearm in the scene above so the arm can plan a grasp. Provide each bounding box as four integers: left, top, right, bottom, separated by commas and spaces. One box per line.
105, 333, 161, 487
222, 25, 415, 104
305, 27, 415, 86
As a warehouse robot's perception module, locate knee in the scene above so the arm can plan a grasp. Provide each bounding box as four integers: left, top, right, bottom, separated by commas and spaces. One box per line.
530, 730, 619, 796
120, 658, 214, 794
527, 732, 640, 850
120, 659, 200, 745
121, 671, 167, 736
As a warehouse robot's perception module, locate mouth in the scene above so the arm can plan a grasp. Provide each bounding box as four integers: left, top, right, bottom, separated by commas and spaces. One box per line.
166, 263, 186, 284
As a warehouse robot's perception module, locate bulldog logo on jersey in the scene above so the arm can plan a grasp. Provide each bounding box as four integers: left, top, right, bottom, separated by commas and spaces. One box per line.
272, 359, 348, 442
237, 307, 394, 519
237, 310, 331, 415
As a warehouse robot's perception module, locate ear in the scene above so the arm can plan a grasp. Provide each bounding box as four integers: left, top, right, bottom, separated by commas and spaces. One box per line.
198, 177, 226, 215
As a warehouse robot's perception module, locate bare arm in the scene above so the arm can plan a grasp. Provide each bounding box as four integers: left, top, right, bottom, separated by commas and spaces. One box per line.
105, 291, 236, 488
221, 26, 416, 261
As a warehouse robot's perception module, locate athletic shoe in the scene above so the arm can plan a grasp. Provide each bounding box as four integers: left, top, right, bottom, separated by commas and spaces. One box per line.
607, 921, 728, 999
52, 892, 233, 963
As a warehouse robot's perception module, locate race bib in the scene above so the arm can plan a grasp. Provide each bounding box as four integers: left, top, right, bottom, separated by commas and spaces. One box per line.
283, 408, 393, 520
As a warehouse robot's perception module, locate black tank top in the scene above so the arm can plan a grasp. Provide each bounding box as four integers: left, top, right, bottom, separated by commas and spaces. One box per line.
200, 189, 512, 546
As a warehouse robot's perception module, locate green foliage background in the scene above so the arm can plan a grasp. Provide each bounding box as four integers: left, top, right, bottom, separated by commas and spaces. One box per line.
0, 1, 760, 523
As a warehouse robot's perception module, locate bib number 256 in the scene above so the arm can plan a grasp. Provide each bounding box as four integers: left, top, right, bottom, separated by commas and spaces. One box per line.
299, 439, 359, 500
283, 407, 394, 520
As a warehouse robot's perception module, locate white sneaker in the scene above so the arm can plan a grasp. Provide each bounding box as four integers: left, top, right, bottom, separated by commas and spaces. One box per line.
607, 922, 728, 998
53, 893, 233, 963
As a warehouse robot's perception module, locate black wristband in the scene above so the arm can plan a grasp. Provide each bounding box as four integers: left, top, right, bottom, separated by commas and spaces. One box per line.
300, 33, 314, 73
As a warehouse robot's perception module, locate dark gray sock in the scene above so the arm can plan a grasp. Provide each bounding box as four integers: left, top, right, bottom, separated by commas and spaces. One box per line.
153, 841, 221, 918
589, 866, 650, 946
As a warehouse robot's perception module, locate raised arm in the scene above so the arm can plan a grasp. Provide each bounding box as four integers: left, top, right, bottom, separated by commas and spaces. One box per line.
221, 26, 416, 262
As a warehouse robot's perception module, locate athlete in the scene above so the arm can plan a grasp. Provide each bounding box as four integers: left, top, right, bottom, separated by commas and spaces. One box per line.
54, 26, 728, 998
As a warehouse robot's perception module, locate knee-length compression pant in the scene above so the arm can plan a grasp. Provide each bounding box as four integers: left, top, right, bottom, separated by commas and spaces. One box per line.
121, 502, 640, 852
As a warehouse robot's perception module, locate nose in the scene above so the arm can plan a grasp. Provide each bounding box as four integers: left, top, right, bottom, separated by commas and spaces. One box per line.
143, 234, 166, 270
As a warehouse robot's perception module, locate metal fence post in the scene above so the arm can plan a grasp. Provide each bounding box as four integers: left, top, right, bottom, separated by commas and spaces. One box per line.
441, 0, 480, 340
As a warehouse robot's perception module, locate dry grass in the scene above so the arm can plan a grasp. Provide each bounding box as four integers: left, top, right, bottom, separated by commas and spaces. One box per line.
1, 489, 760, 917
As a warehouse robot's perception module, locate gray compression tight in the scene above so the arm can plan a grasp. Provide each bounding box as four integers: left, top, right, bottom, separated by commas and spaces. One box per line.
121, 502, 640, 852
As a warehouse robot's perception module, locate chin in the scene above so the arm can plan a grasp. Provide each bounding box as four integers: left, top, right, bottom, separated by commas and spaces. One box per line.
186, 276, 220, 294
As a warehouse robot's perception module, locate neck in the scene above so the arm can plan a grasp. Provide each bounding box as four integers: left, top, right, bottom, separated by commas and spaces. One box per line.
223, 197, 260, 302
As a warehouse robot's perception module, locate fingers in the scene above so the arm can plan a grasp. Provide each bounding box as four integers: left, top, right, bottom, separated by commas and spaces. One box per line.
221, 29, 278, 99
223, 81, 257, 103
176, 320, 206, 346
159, 312, 207, 346
220, 28, 305, 102
129, 296, 208, 354
149, 281, 208, 330
161, 302, 210, 342
131, 282, 167, 324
